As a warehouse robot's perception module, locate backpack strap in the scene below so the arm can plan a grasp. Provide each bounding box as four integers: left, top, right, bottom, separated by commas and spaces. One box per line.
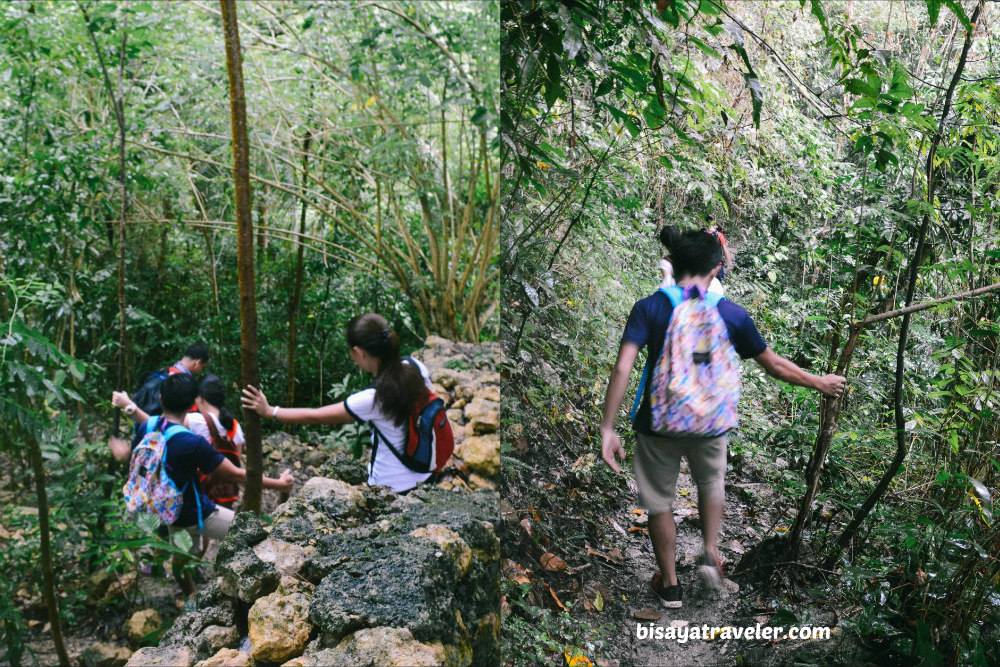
632, 288, 683, 421
659, 285, 684, 308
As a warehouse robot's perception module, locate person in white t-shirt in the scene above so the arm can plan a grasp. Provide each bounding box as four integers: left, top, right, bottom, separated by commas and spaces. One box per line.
187, 375, 245, 510
241, 313, 434, 493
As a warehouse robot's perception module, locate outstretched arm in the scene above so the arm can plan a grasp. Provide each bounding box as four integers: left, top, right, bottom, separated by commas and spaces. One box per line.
211, 458, 295, 492
240, 385, 354, 425
599, 342, 640, 472
753, 348, 846, 398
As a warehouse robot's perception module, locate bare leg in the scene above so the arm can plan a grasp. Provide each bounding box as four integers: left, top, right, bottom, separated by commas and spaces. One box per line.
699, 491, 722, 561
648, 511, 677, 586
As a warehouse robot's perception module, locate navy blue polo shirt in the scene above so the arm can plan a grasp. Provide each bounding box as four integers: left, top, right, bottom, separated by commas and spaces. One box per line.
622, 289, 768, 435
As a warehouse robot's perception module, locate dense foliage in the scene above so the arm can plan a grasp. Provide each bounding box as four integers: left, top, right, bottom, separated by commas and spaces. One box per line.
501, 1, 1000, 665
0, 1, 497, 662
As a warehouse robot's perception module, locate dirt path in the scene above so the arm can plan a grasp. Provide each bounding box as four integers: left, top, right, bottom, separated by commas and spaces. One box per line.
604, 461, 781, 667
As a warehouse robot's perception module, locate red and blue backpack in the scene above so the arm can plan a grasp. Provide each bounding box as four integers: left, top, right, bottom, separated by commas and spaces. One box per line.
369, 357, 455, 474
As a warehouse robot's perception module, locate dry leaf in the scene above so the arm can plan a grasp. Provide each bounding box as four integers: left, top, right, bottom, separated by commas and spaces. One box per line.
519, 518, 533, 537
547, 585, 567, 612
503, 559, 532, 585
594, 590, 604, 612
633, 608, 662, 621
585, 547, 622, 564
628, 526, 649, 535
564, 651, 593, 667
541, 552, 568, 571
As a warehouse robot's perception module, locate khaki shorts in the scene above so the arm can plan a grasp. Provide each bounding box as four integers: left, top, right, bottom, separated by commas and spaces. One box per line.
169, 506, 235, 553
633, 432, 728, 516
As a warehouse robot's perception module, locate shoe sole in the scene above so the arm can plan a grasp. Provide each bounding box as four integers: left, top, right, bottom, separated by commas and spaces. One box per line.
659, 598, 682, 609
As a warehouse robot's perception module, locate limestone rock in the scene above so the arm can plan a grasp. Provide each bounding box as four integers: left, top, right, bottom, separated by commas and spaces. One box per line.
316, 454, 368, 486
253, 537, 316, 577
81, 642, 132, 667
410, 525, 472, 579
159, 586, 236, 657
463, 398, 499, 435
471, 612, 500, 667
196, 626, 239, 656
474, 386, 500, 403
424, 335, 454, 349
218, 548, 280, 604
431, 368, 460, 389
457, 435, 499, 476
468, 474, 496, 491
303, 627, 447, 666
248, 591, 313, 663
308, 539, 455, 642
126, 646, 195, 667
127, 609, 162, 644
86, 570, 117, 604
194, 648, 252, 667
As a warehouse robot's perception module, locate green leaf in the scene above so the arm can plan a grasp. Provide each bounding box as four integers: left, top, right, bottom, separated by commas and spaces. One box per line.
687, 35, 720, 59
745, 75, 763, 128
942, 0, 973, 33
595, 77, 614, 98
594, 590, 604, 611
767, 270, 777, 283
173, 530, 193, 553
698, 0, 722, 16
926, 0, 941, 27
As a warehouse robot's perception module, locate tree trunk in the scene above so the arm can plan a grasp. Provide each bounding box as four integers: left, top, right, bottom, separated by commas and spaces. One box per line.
28, 432, 70, 667
220, 0, 263, 513
286, 130, 310, 408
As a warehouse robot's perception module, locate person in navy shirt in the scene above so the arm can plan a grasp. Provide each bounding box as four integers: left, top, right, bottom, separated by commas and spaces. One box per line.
599, 230, 846, 609
113, 374, 294, 595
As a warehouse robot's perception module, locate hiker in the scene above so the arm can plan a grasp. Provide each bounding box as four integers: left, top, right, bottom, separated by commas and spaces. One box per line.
241, 313, 453, 494
108, 342, 211, 461
660, 225, 724, 295
599, 230, 846, 609
112, 374, 294, 594
706, 222, 733, 281
187, 375, 244, 509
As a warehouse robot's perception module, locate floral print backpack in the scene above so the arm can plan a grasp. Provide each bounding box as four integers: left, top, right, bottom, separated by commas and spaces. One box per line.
123, 416, 193, 527
648, 285, 740, 436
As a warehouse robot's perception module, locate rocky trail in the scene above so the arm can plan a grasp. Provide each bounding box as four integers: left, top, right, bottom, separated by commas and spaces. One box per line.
595, 453, 851, 667
12, 337, 500, 667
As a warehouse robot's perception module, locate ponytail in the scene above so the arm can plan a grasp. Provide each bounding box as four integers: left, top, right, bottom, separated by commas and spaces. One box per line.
198, 375, 235, 431
346, 313, 428, 426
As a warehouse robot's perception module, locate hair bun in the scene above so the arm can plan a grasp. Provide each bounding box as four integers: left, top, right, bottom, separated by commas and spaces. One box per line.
381, 328, 392, 339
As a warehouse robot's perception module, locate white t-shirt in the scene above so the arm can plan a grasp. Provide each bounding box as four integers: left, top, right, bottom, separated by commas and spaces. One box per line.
344, 358, 433, 493
659, 259, 725, 295
659, 258, 675, 290
185, 412, 245, 452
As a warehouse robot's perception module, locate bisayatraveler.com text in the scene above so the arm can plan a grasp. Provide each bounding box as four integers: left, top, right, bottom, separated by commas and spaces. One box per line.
636, 622, 833, 643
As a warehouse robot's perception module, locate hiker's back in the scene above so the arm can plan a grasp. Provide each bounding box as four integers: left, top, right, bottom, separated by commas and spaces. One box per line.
650, 286, 740, 436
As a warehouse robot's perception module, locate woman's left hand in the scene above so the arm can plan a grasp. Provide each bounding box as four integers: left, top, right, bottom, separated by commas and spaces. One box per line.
241, 385, 271, 416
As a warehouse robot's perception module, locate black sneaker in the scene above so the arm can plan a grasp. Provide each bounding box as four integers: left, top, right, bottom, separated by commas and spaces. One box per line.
650, 572, 682, 609
698, 552, 723, 593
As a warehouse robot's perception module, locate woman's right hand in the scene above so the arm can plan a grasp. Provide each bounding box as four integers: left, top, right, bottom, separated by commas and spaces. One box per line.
111, 391, 132, 410
274, 469, 295, 493
241, 385, 271, 416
